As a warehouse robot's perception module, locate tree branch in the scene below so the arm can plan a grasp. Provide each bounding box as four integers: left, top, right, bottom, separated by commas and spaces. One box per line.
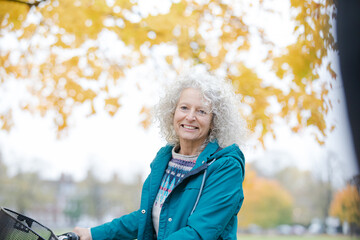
0, 0, 46, 7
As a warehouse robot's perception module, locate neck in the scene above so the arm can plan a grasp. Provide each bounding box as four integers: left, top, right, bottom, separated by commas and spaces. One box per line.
178, 140, 206, 155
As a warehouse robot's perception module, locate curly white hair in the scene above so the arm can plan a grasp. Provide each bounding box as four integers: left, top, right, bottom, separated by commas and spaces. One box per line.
153, 68, 246, 148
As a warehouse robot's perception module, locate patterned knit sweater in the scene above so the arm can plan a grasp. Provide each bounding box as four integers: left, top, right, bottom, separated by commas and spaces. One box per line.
152, 146, 199, 235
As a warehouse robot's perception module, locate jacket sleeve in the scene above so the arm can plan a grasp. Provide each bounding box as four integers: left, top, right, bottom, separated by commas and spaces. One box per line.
164, 156, 244, 240
90, 209, 141, 240
89, 146, 170, 240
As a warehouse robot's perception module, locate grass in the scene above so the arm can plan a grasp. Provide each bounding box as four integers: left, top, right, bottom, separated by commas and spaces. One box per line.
53, 230, 359, 240
237, 235, 360, 240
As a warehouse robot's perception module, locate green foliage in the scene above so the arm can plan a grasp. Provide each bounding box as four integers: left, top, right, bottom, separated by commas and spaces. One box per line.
63, 197, 83, 225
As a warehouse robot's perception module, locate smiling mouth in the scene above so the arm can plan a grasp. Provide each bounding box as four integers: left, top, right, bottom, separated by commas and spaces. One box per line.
181, 124, 198, 130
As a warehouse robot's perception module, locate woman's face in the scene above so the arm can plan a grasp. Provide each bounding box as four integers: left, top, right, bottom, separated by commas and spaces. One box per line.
173, 88, 212, 149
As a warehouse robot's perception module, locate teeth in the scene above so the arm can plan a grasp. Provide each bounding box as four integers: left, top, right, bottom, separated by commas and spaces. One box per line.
183, 125, 196, 129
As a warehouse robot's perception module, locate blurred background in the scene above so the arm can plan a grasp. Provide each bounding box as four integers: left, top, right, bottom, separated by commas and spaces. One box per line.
0, 0, 359, 238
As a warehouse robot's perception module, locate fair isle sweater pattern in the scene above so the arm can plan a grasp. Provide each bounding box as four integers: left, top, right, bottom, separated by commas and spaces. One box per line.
152, 145, 206, 235
153, 149, 198, 209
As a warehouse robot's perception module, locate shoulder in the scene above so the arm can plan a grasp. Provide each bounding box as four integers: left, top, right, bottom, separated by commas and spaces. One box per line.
211, 144, 244, 166
156, 144, 173, 156
207, 144, 245, 179
149, 144, 173, 168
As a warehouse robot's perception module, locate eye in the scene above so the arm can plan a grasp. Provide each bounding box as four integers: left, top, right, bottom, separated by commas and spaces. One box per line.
198, 109, 207, 115
180, 105, 188, 111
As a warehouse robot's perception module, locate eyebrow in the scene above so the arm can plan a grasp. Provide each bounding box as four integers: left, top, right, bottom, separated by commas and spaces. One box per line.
178, 102, 211, 110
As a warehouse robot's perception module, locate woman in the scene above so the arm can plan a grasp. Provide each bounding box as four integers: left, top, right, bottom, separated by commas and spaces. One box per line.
74, 68, 246, 240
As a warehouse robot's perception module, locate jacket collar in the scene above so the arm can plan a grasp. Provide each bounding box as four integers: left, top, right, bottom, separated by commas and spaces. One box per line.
149, 140, 220, 184
150, 140, 220, 181
193, 140, 220, 168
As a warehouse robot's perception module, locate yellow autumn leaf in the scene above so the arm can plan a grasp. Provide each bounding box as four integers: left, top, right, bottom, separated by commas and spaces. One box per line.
105, 97, 121, 116
139, 106, 151, 129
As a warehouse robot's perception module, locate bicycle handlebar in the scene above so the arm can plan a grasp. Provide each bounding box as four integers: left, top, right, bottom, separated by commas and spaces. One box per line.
57, 232, 80, 240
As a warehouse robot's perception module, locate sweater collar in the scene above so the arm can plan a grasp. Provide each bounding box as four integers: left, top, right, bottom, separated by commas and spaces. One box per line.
152, 140, 220, 170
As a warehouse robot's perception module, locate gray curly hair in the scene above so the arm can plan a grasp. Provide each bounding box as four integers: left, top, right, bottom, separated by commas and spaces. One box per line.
153, 68, 246, 148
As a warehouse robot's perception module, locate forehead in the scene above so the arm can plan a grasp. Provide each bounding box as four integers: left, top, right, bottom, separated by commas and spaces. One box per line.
178, 88, 211, 107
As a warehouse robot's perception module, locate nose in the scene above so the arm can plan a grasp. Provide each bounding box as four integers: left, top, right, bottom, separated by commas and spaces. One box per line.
186, 110, 196, 121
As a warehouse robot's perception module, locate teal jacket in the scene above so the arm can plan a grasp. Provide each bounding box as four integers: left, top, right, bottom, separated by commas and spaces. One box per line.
91, 141, 245, 240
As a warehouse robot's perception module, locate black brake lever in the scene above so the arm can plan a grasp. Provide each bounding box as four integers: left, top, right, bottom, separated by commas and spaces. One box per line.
57, 232, 80, 240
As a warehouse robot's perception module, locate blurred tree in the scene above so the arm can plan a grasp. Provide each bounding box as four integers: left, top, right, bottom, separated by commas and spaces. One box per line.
7, 171, 52, 213
250, 150, 342, 225
0, 153, 10, 206
238, 165, 293, 228
63, 197, 83, 226
56, 173, 81, 225
78, 168, 104, 220
272, 166, 317, 224
274, 166, 336, 225
0, 152, 7, 181
316, 151, 338, 221
330, 176, 360, 235
103, 172, 142, 217
0, 0, 337, 145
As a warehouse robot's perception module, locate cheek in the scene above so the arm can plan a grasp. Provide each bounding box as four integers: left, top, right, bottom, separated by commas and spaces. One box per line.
204, 116, 213, 130
173, 112, 179, 124
173, 110, 185, 122
173, 112, 180, 128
